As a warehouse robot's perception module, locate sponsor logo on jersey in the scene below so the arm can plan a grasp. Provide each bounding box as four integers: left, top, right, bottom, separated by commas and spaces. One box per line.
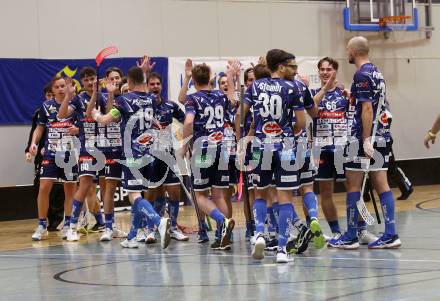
208, 131, 223, 142
356, 81, 369, 88
262, 121, 283, 136
137, 133, 155, 145
379, 112, 390, 125
318, 111, 345, 119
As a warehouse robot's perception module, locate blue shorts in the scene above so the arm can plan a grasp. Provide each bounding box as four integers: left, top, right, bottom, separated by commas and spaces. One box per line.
121, 157, 154, 192
104, 158, 122, 180
40, 159, 78, 182
147, 158, 180, 188
78, 155, 103, 178
345, 138, 392, 171
252, 149, 300, 190
191, 149, 229, 191
316, 151, 346, 182
228, 157, 239, 186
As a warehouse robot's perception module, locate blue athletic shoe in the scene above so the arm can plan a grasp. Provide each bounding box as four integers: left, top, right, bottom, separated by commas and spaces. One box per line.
368, 234, 402, 249
197, 229, 209, 243
327, 232, 360, 250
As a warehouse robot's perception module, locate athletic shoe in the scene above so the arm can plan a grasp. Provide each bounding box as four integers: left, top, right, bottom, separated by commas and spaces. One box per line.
66, 228, 79, 242
220, 218, 235, 250
250, 235, 257, 245
31, 225, 47, 241
197, 229, 209, 243
358, 229, 378, 245
170, 228, 189, 241
136, 229, 148, 242
61, 226, 69, 240
310, 220, 326, 249
368, 234, 402, 249
158, 218, 171, 249
120, 238, 139, 248
289, 224, 312, 254
210, 240, 221, 250
146, 230, 157, 244
324, 232, 342, 242
276, 247, 294, 264
112, 227, 127, 238
252, 233, 266, 260
100, 228, 113, 242
88, 223, 105, 233
265, 237, 278, 251
327, 233, 360, 249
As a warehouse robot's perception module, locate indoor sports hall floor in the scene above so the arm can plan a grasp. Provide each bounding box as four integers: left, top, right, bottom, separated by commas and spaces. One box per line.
1, 185, 440, 300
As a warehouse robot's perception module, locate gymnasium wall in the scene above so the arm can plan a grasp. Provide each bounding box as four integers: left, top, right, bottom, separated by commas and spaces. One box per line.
0, 0, 439, 186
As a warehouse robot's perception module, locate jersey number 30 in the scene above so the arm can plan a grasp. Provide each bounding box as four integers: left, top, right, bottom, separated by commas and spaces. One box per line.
259, 93, 282, 119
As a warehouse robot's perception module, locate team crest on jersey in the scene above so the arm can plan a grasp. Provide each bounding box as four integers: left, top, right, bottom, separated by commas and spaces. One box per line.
48, 105, 57, 114
262, 121, 283, 136
137, 132, 155, 145
208, 131, 223, 142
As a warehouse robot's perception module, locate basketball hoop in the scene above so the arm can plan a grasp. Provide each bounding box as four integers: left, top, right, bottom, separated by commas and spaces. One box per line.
379, 15, 412, 29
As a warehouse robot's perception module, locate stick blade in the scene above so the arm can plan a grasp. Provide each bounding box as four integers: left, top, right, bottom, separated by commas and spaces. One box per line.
357, 198, 375, 225
95, 46, 119, 66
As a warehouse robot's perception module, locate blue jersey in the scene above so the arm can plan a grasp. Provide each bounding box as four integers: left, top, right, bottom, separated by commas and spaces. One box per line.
185, 90, 228, 149
37, 99, 76, 160
154, 98, 185, 151
350, 63, 392, 142
69, 91, 106, 155
98, 93, 122, 158
244, 77, 305, 151
311, 87, 349, 152
114, 91, 158, 158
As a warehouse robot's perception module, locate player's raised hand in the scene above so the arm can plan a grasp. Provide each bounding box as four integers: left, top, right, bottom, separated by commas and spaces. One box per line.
258, 56, 267, 66
65, 77, 76, 97
298, 74, 310, 87
106, 80, 118, 95
137, 55, 156, 74
185, 59, 193, 78
323, 71, 337, 91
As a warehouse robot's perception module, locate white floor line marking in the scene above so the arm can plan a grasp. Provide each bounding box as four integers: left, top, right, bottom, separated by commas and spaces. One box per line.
1, 252, 440, 264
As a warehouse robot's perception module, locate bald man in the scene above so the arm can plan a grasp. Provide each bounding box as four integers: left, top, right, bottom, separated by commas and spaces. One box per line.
328, 36, 401, 249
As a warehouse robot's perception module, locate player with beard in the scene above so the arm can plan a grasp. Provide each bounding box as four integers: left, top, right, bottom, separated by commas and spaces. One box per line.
239, 49, 306, 263
328, 36, 401, 249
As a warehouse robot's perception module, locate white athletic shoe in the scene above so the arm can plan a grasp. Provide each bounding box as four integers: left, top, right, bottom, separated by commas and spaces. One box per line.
31, 225, 47, 241
358, 230, 378, 245
61, 226, 69, 240
158, 218, 171, 249
252, 234, 266, 260
112, 227, 127, 238
276, 247, 294, 264
66, 228, 79, 242
146, 229, 157, 244
170, 228, 189, 241
250, 235, 257, 245
120, 238, 139, 248
136, 228, 148, 242
324, 232, 342, 242
100, 228, 113, 242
